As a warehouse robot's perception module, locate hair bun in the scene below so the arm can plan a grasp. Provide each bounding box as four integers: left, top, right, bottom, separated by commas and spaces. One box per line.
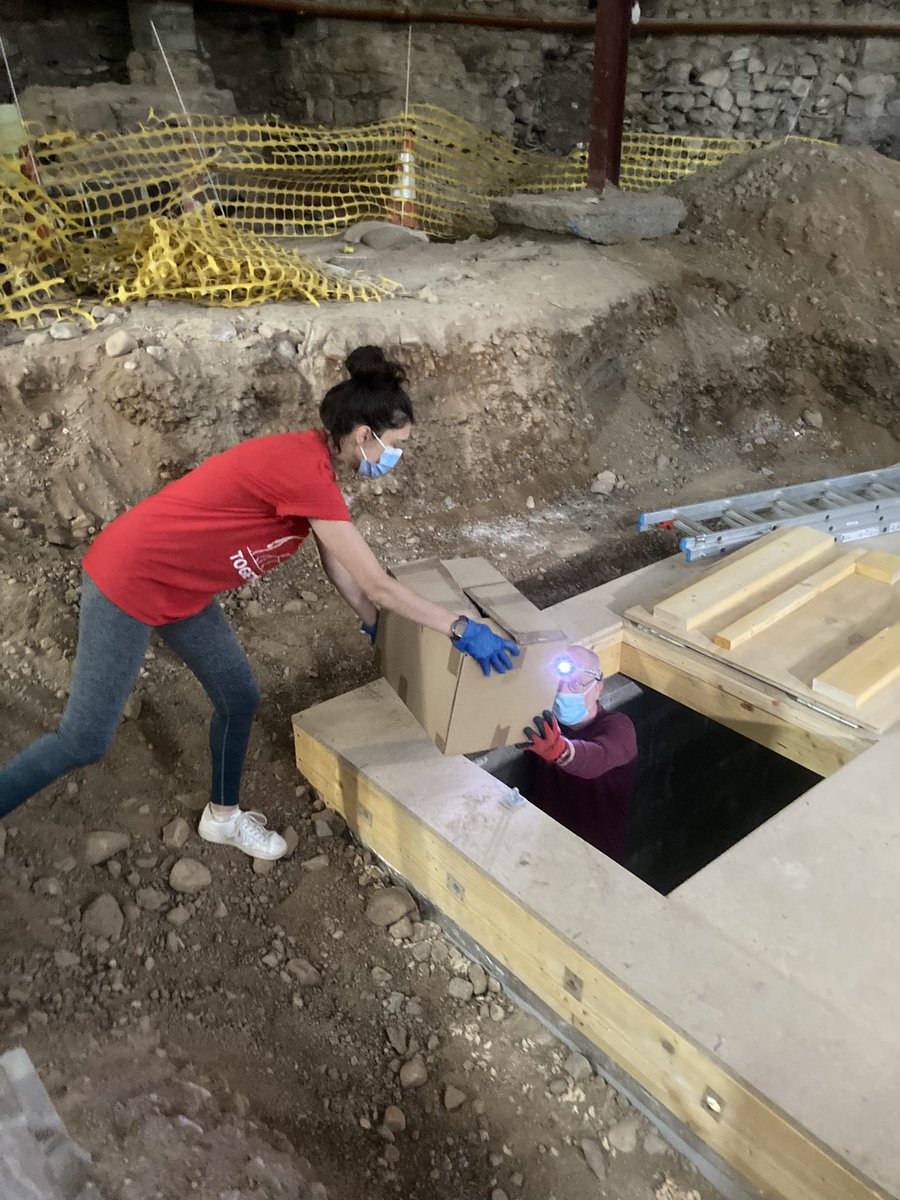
345, 345, 406, 386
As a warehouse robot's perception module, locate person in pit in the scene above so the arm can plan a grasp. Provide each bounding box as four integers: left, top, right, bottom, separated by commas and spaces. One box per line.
519, 645, 637, 865
0, 346, 518, 857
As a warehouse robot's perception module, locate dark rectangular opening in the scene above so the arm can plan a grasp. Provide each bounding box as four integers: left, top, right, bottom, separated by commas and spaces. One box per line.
470, 675, 821, 895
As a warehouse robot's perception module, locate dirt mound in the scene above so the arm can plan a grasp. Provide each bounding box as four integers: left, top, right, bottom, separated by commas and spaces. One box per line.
678, 141, 900, 290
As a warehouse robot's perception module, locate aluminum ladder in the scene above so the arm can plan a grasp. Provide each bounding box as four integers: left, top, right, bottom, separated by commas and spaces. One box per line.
638, 464, 900, 561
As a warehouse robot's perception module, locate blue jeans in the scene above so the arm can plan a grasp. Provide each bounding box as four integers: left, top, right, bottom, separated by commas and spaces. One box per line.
0, 574, 260, 816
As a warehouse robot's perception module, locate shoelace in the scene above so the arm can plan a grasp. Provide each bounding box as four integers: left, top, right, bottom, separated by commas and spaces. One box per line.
234, 811, 273, 846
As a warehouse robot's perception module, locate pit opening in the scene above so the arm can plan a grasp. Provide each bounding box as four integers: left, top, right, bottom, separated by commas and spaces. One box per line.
472, 674, 821, 895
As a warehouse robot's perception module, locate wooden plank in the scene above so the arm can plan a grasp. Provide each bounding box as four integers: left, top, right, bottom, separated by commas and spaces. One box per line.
714, 555, 859, 650
856, 551, 900, 585
292, 707, 886, 1200
812, 624, 900, 708
620, 627, 869, 776
653, 527, 834, 631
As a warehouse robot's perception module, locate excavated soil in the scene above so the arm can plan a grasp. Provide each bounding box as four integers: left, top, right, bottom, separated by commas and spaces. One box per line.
1, 140, 898, 1200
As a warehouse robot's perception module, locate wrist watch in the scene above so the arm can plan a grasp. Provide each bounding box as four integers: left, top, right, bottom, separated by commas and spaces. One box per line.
450, 615, 468, 643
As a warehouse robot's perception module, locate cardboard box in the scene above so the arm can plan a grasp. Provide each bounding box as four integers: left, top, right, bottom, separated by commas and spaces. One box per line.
374, 557, 568, 755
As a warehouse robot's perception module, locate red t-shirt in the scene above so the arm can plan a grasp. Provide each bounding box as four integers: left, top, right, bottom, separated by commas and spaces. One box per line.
83, 431, 350, 625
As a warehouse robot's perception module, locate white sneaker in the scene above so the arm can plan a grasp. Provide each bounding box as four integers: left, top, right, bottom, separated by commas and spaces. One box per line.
198, 806, 287, 861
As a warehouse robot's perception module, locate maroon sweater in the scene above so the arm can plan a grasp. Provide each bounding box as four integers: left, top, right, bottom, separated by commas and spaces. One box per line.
532, 706, 638, 865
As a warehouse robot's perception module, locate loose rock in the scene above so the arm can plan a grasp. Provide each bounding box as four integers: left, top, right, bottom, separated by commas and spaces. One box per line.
467, 962, 488, 995
136, 887, 168, 912
581, 1137, 608, 1180
564, 1051, 592, 1082
590, 470, 617, 496
105, 330, 137, 357
49, 321, 81, 341
166, 905, 191, 927
399, 1055, 428, 1089
161, 816, 191, 850
53, 949, 81, 969
84, 830, 130, 865
282, 825, 299, 856
365, 886, 417, 927
448, 977, 474, 1002
82, 893, 124, 939
33, 876, 61, 896
388, 915, 414, 940
383, 1105, 406, 1133
386, 1025, 407, 1055
169, 857, 212, 894
443, 1085, 467, 1111
286, 958, 322, 986
643, 1130, 669, 1156
608, 1115, 640, 1154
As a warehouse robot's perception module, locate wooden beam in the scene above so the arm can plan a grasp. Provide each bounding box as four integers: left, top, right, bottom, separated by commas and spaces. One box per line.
714, 555, 859, 650
620, 627, 869, 776
292, 711, 885, 1200
856, 551, 900, 585
653, 527, 834, 632
812, 624, 900, 709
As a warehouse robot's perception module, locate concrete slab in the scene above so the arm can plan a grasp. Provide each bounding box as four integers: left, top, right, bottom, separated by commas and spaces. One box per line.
491, 186, 686, 245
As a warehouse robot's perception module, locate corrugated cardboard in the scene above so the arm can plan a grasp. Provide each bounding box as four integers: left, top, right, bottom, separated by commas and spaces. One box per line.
374, 557, 567, 755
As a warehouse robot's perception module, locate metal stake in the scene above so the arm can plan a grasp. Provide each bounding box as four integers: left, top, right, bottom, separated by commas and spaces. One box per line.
150, 19, 223, 209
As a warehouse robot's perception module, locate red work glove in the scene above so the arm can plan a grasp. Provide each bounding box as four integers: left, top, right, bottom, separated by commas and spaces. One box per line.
518, 711, 570, 764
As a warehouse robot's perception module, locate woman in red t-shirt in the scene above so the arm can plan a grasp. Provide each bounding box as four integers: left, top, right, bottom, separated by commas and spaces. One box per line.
0, 346, 517, 857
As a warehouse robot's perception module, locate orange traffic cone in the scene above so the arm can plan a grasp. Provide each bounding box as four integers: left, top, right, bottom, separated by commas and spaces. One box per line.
387, 130, 417, 229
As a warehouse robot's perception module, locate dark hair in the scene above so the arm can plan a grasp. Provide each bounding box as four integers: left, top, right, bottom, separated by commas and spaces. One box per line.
319, 346, 414, 448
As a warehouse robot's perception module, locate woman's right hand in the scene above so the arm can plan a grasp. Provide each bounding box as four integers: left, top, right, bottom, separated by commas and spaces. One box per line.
454, 618, 519, 677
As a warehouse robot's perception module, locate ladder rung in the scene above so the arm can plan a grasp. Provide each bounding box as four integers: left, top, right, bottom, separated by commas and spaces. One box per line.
773, 500, 814, 517
722, 508, 758, 527
674, 517, 711, 537
823, 489, 861, 506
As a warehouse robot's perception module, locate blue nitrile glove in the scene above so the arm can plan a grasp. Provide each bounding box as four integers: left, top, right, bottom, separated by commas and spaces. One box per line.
360, 619, 378, 646
454, 618, 520, 678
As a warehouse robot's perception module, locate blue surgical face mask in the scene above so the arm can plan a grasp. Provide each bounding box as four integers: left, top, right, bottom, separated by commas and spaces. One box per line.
359, 432, 403, 478
552, 692, 590, 726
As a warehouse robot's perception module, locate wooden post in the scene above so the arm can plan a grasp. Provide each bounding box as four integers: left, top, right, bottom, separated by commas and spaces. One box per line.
587, 0, 632, 192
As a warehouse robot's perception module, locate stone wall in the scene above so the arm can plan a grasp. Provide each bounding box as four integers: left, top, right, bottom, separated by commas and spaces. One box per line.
194, 0, 898, 155
626, 32, 898, 153
11, 0, 235, 136
0, 1, 130, 95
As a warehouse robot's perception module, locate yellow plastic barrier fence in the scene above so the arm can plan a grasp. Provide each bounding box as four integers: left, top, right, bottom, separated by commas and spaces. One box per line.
0, 104, 821, 327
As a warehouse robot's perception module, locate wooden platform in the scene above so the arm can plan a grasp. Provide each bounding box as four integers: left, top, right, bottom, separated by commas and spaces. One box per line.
293, 532, 900, 1200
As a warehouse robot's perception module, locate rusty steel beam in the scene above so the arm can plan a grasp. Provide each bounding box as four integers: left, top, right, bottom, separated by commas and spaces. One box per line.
587, 0, 630, 192
191, 1, 900, 38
